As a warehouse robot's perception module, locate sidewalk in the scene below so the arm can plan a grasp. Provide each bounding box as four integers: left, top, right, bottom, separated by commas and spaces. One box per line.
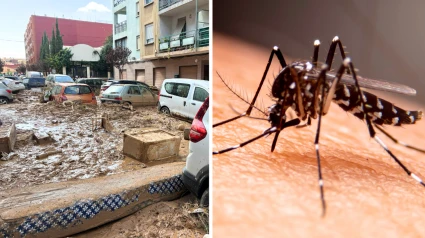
0, 162, 186, 238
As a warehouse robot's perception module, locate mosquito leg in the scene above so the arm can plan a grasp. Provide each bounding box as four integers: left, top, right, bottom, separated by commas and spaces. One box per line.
295, 116, 311, 128
344, 58, 425, 187
213, 118, 300, 155
213, 47, 288, 128
375, 124, 425, 154
312, 64, 329, 216
312, 40, 320, 67
325, 36, 350, 74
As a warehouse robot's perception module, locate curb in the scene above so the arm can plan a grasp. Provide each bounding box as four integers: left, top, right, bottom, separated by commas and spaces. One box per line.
0, 162, 187, 238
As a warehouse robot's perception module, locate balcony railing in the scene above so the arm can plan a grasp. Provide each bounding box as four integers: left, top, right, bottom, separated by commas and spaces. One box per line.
115, 21, 127, 34
113, 0, 126, 7
158, 27, 209, 53
158, 0, 182, 11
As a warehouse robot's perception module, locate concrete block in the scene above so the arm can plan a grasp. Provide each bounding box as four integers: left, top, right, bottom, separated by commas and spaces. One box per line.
33, 131, 53, 145
123, 128, 181, 163
0, 123, 16, 153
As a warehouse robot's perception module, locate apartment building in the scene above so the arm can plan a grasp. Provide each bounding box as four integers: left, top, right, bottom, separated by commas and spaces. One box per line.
24, 15, 112, 65
113, 0, 209, 88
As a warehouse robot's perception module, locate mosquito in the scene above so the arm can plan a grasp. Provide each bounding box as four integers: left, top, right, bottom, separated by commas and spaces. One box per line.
213, 36, 424, 216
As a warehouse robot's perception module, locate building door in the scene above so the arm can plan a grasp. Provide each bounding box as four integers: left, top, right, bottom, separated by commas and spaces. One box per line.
153, 67, 166, 89
203, 64, 209, 80
135, 70, 145, 82
120, 69, 127, 79
180, 65, 197, 79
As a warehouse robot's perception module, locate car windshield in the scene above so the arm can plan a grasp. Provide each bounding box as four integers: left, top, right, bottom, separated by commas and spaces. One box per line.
64, 85, 92, 95
104, 85, 123, 94
56, 76, 74, 83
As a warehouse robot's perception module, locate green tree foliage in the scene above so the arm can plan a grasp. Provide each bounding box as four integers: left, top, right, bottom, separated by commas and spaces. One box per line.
48, 49, 73, 73
0, 59, 4, 72
92, 35, 113, 76
50, 28, 56, 56
39, 32, 50, 60
55, 18, 63, 53
105, 46, 132, 79
16, 63, 26, 74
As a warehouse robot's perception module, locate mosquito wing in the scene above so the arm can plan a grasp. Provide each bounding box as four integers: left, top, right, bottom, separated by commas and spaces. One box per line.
326, 72, 417, 95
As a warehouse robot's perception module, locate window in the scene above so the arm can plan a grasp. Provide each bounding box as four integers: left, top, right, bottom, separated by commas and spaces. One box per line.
115, 37, 127, 48
136, 35, 140, 50
136, 2, 139, 17
145, 0, 153, 5
164, 83, 190, 98
128, 86, 141, 95
193, 87, 208, 102
145, 23, 154, 44
64, 85, 92, 95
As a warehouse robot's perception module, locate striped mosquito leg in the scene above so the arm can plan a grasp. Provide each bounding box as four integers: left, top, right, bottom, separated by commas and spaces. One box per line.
313, 64, 329, 216
213, 47, 287, 128
375, 125, 425, 154
312, 40, 320, 67
325, 36, 350, 74
345, 58, 425, 188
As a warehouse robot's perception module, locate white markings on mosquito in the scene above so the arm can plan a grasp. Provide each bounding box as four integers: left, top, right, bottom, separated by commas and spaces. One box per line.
410, 116, 415, 123
333, 36, 340, 42
392, 117, 399, 125
319, 179, 324, 186
411, 173, 423, 183
306, 83, 311, 91
377, 99, 384, 110
365, 104, 372, 109
362, 93, 367, 102
338, 100, 350, 107
290, 82, 296, 89
392, 107, 397, 114
307, 102, 312, 108
374, 112, 382, 118
407, 111, 411, 115
273, 46, 278, 51
315, 144, 319, 150
343, 57, 351, 66
306, 62, 313, 71
343, 85, 350, 97
314, 40, 321, 46
231, 145, 240, 149
374, 136, 388, 150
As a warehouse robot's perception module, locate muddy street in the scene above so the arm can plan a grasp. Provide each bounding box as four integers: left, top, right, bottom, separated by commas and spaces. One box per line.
0, 90, 190, 191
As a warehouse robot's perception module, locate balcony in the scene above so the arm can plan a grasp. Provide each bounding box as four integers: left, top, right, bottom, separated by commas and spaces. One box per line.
159, 0, 181, 11
113, 0, 126, 7
158, 27, 209, 53
115, 21, 127, 34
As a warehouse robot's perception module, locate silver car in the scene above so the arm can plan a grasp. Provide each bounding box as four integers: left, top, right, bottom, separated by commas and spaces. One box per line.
0, 83, 13, 104
100, 84, 158, 106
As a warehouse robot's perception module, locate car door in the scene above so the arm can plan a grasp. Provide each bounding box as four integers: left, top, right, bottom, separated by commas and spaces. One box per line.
186, 86, 209, 119
140, 86, 156, 106
126, 85, 143, 106
164, 82, 191, 118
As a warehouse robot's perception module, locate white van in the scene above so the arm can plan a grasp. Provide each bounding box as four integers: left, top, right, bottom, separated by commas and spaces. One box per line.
158, 78, 209, 120
26, 71, 42, 78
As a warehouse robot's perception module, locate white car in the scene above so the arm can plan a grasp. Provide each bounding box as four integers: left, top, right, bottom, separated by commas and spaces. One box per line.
1, 78, 25, 93
182, 97, 209, 207
158, 78, 209, 121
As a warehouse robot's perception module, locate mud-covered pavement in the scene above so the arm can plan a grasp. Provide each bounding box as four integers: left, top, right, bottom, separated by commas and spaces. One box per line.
0, 90, 190, 190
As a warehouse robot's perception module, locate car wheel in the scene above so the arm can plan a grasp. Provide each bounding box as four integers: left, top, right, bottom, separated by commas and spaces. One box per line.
199, 187, 209, 207
0, 97, 9, 104
160, 106, 170, 114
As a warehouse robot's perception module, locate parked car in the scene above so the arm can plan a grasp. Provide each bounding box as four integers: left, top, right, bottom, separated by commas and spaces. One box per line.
158, 78, 209, 121
1, 78, 25, 93
26, 71, 42, 78
23, 77, 46, 89
76, 78, 104, 95
100, 79, 156, 95
46, 74, 74, 87
4, 76, 22, 82
100, 84, 158, 106
182, 97, 209, 207
50, 83, 97, 105
0, 83, 13, 104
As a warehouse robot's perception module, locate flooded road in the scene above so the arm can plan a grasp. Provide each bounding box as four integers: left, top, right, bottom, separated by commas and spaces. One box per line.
0, 90, 190, 190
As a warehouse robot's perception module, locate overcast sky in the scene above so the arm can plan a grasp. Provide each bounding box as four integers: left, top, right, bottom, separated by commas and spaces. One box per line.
0, 0, 113, 59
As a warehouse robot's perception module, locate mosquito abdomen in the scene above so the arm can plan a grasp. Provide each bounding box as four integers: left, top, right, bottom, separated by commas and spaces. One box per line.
333, 84, 422, 126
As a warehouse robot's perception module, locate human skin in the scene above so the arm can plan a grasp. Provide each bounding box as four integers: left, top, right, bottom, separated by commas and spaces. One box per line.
212, 33, 425, 237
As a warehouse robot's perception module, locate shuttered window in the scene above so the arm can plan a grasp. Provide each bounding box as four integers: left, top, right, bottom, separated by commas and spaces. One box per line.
145, 23, 154, 44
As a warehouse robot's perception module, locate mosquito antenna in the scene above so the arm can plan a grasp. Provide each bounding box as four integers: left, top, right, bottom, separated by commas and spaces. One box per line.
216, 71, 267, 116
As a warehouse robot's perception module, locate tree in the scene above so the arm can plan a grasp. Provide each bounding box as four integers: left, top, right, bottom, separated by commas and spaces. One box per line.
105, 46, 131, 79
48, 49, 73, 73
0, 59, 4, 72
50, 28, 57, 56
39, 32, 49, 60
16, 63, 26, 74
55, 18, 63, 53
92, 35, 113, 76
